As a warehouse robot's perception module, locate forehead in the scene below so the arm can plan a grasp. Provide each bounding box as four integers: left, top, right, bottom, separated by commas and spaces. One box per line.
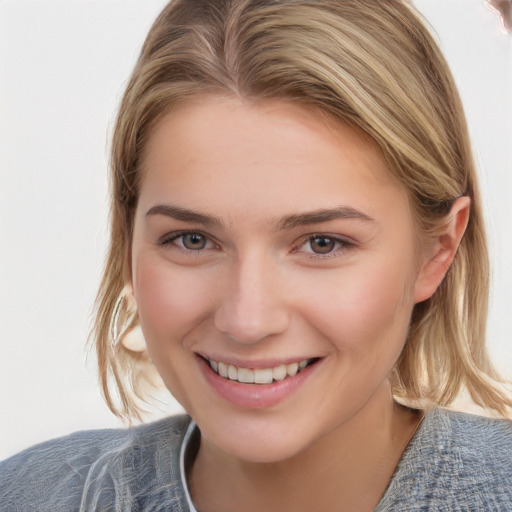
138, 96, 409, 223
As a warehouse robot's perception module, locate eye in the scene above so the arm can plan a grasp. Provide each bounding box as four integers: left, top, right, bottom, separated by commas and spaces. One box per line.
159, 231, 216, 252
295, 234, 353, 257
309, 236, 336, 254
181, 233, 208, 250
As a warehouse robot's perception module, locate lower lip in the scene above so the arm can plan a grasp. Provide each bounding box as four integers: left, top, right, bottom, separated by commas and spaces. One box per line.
198, 357, 320, 409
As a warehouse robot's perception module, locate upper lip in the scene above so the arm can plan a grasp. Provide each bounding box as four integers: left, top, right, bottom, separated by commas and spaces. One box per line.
196, 352, 321, 369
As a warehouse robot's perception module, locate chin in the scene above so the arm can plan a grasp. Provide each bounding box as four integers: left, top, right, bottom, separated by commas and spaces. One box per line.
219, 434, 309, 464
195, 409, 322, 464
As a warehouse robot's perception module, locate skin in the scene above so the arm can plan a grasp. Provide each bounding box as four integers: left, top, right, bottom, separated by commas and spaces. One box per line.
130, 96, 469, 512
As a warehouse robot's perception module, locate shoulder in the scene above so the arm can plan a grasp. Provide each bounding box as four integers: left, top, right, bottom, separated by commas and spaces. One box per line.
420, 408, 512, 472
0, 414, 191, 511
377, 408, 512, 511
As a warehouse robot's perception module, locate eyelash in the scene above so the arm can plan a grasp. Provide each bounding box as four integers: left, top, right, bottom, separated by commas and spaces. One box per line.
158, 231, 218, 254
158, 231, 354, 259
294, 234, 354, 259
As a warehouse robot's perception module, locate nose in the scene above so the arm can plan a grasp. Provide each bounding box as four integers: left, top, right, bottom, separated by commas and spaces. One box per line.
213, 254, 290, 344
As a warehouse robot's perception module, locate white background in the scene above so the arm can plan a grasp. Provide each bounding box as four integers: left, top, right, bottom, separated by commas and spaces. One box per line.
1, 0, 511, 460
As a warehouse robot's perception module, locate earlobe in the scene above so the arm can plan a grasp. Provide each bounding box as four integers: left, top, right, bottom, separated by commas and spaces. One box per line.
112, 283, 147, 353
413, 196, 470, 303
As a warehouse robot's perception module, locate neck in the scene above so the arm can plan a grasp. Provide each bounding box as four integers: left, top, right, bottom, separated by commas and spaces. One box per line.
189, 386, 422, 512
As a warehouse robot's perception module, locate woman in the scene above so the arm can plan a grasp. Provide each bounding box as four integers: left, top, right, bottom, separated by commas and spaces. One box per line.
1, 0, 511, 510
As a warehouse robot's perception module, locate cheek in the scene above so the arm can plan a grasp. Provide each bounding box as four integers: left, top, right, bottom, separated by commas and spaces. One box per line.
296, 256, 416, 354
132, 255, 219, 409
133, 255, 216, 344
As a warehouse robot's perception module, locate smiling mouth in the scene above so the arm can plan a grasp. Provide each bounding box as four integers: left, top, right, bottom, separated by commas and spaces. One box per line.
203, 357, 319, 384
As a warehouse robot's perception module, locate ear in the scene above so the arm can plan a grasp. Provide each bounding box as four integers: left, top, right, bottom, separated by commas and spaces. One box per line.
120, 283, 147, 353
413, 196, 470, 304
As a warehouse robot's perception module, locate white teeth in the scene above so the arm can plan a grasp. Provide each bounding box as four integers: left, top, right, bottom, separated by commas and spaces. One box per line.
208, 357, 312, 384
286, 362, 299, 377
237, 367, 255, 383
272, 364, 287, 381
218, 361, 228, 378
228, 365, 238, 380
254, 368, 273, 384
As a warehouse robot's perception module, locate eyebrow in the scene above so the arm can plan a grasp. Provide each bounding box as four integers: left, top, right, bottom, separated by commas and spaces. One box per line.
146, 203, 373, 230
278, 206, 374, 230
146, 204, 224, 228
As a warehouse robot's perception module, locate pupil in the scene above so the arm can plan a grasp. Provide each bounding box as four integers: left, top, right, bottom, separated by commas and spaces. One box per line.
311, 237, 334, 254
183, 234, 206, 250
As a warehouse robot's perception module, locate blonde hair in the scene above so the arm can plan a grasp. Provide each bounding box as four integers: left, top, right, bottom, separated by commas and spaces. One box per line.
93, 0, 511, 420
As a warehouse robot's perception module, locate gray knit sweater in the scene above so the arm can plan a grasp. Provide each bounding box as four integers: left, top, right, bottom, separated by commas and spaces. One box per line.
1, 408, 511, 511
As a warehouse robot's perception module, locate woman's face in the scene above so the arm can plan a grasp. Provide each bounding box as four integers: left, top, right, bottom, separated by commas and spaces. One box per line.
131, 97, 432, 462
